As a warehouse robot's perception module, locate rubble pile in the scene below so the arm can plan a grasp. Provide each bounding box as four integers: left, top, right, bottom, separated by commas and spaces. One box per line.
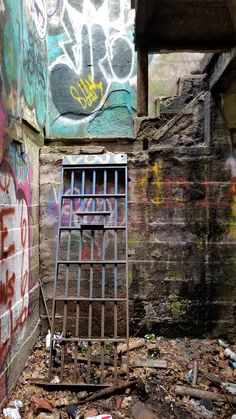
3, 336, 236, 418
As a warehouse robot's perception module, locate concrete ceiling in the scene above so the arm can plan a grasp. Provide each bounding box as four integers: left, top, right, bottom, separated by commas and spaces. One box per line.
134, 0, 236, 52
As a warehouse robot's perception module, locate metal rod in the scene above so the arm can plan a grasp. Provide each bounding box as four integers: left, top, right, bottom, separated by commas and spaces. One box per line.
63, 165, 127, 170
61, 170, 74, 380
76, 211, 111, 216
48, 168, 64, 379
101, 169, 107, 383
62, 193, 125, 198
114, 169, 118, 385
87, 170, 96, 383
52, 338, 126, 342
125, 166, 130, 378
55, 297, 126, 301
74, 169, 85, 380
60, 226, 126, 230
57, 260, 126, 264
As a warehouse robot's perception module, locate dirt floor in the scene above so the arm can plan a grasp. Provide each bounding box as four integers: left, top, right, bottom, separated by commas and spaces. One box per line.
2, 336, 236, 418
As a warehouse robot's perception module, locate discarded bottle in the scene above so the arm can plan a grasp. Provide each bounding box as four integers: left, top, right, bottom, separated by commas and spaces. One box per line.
224, 348, 236, 361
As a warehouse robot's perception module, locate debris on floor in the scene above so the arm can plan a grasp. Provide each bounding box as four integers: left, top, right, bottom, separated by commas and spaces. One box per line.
3, 336, 236, 418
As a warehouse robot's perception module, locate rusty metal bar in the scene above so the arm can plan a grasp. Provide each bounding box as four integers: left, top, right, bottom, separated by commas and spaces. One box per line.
52, 337, 126, 343
114, 169, 118, 385
57, 260, 126, 264
87, 170, 96, 383
137, 48, 148, 116
55, 297, 126, 302
48, 167, 64, 380
60, 226, 125, 230
125, 166, 130, 377
74, 169, 85, 380
60, 169, 74, 380
62, 193, 125, 198
101, 168, 107, 383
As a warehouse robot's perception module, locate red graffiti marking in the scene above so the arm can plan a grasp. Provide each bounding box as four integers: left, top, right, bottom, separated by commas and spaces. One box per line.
0, 176, 30, 377
0, 271, 15, 305
0, 208, 15, 260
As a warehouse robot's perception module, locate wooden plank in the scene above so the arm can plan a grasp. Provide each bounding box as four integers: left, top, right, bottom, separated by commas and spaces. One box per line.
137, 49, 148, 116
132, 359, 167, 369
117, 339, 146, 354
175, 385, 236, 404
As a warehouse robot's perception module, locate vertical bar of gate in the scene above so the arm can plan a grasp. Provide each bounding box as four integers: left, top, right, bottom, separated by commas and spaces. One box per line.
101, 169, 107, 383
49, 167, 64, 379
74, 169, 85, 381
125, 165, 129, 377
61, 169, 74, 380
87, 169, 96, 383
114, 169, 118, 385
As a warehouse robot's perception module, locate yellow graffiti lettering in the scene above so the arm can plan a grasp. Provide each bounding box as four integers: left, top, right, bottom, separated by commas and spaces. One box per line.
138, 162, 163, 206
138, 171, 149, 187
69, 75, 105, 110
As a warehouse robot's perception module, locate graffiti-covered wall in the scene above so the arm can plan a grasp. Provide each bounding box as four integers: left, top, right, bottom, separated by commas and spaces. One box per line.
0, 0, 47, 131
0, 0, 47, 405
47, 0, 136, 138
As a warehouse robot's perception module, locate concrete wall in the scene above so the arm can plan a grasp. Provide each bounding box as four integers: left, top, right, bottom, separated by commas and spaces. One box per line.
0, 0, 47, 405
148, 53, 204, 116
40, 86, 236, 339
47, 0, 136, 138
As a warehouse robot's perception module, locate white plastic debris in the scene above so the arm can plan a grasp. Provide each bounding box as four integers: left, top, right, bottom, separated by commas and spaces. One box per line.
51, 375, 60, 384
221, 382, 236, 395
46, 330, 51, 351
3, 407, 21, 418
218, 339, 228, 348
224, 348, 236, 361
14, 400, 23, 409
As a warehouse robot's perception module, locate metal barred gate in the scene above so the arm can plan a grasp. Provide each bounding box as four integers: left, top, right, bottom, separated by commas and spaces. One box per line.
48, 154, 129, 387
